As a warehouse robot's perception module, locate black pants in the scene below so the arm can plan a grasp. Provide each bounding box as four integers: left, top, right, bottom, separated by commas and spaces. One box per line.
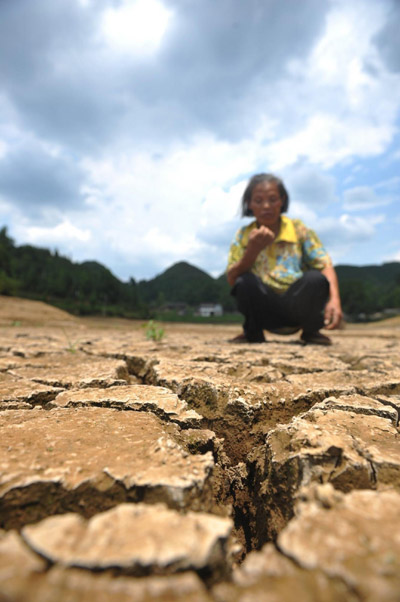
232, 271, 330, 342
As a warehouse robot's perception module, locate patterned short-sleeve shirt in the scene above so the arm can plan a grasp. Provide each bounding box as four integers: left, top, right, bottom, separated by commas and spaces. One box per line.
227, 216, 332, 293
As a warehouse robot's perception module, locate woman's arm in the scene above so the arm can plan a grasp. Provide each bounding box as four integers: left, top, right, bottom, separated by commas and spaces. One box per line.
321, 265, 343, 329
227, 226, 275, 287
227, 247, 259, 286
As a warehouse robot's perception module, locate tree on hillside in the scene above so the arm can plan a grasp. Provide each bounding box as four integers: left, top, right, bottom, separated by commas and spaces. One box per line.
0, 227, 20, 295
0, 227, 14, 275
340, 280, 380, 316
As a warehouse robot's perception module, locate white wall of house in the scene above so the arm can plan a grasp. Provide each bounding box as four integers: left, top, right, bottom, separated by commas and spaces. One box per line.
198, 303, 223, 317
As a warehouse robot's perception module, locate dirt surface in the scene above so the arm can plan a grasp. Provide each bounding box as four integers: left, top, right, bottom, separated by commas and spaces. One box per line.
0, 296, 399, 601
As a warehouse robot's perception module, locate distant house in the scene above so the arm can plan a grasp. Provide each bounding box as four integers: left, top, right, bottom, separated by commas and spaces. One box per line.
197, 303, 223, 317
383, 308, 400, 316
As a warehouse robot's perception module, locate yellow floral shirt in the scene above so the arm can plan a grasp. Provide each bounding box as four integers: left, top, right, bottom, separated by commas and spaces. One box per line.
227, 216, 332, 293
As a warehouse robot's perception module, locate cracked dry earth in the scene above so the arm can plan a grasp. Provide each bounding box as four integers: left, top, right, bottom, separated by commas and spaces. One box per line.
0, 297, 400, 602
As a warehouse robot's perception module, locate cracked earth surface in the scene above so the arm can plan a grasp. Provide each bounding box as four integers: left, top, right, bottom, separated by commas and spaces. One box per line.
0, 296, 399, 601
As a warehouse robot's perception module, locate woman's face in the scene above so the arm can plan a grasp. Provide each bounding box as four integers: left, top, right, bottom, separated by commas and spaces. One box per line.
248, 181, 283, 228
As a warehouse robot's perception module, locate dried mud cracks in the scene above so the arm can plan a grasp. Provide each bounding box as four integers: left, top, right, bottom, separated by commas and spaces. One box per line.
0, 307, 400, 601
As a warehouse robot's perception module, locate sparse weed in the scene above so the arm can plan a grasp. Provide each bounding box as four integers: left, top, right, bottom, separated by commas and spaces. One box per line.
142, 320, 165, 342
61, 327, 77, 353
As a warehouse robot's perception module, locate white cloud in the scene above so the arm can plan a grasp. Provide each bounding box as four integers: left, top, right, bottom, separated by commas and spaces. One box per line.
318, 212, 385, 244
375, 176, 400, 191
200, 181, 246, 225
22, 220, 91, 247
386, 250, 400, 262
287, 202, 319, 226
262, 0, 400, 169
100, 0, 172, 56
0, 140, 8, 160
284, 164, 337, 207
266, 112, 396, 169
339, 212, 385, 235
343, 186, 393, 210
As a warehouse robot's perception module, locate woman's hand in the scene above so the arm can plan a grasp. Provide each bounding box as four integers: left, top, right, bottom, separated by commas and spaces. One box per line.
324, 297, 343, 330
321, 265, 343, 330
247, 225, 275, 253
227, 226, 275, 287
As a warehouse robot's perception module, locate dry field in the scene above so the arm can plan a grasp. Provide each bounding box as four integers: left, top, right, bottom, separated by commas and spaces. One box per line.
0, 296, 399, 601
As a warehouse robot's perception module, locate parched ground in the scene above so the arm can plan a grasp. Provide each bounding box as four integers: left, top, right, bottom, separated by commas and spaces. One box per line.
0, 296, 399, 601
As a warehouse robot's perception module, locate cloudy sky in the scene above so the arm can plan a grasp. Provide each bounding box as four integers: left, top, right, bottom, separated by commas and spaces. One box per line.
0, 0, 399, 282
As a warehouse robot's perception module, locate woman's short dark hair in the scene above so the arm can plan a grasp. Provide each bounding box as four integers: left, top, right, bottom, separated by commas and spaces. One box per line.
241, 173, 289, 217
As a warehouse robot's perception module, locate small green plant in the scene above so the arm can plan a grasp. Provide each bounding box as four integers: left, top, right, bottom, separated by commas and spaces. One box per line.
61, 327, 77, 353
142, 320, 165, 342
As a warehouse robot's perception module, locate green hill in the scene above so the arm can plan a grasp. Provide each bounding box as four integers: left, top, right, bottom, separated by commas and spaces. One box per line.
0, 228, 140, 316
335, 263, 400, 316
335, 263, 400, 285
137, 261, 235, 311
138, 261, 217, 304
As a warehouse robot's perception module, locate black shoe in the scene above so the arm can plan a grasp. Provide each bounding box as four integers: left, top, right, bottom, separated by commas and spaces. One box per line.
300, 331, 332, 346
